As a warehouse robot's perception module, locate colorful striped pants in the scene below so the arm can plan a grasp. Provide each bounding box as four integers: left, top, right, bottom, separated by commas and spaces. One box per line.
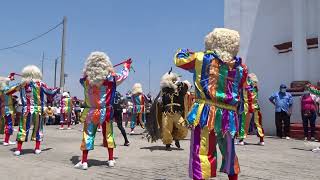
239, 110, 264, 139
0, 115, 14, 135
80, 120, 115, 151
17, 112, 43, 142
189, 125, 240, 180
130, 113, 145, 129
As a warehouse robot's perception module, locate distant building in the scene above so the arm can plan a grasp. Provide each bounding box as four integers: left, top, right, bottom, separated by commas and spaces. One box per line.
224, 0, 320, 135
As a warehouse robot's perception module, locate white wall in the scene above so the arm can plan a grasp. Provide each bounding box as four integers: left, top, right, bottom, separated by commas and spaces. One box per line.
307, 0, 320, 83
224, 0, 320, 135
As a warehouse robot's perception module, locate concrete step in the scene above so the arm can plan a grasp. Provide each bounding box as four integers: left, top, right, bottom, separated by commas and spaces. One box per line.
290, 123, 320, 140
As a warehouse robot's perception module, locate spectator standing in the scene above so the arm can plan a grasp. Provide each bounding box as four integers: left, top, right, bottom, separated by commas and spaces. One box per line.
301, 90, 318, 141
269, 84, 293, 140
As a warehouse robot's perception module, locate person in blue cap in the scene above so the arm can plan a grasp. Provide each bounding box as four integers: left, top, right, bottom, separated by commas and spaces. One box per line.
269, 84, 293, 139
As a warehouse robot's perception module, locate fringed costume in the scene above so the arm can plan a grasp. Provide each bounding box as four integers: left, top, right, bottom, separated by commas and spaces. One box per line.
238, 73, 264, 145
130, 83, 145, 133
60, 92, 73, 129
174, 28, 247, 180
74, 51, 131, 170
0, 77, 16, 146
6, 65, 59, 156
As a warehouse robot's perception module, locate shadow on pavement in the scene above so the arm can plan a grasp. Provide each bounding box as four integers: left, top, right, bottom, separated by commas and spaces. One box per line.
127, 133, 144, 136
70, 156, 114, 167
242, 142, 263, 146
291, 147, 312, 152
9, 148, 53, 154
140, 146, 184, 152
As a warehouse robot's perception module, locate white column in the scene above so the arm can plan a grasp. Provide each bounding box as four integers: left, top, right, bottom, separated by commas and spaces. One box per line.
292, 0, 308, 81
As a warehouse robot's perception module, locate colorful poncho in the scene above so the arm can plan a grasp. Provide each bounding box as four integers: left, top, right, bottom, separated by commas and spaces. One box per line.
174, 49, 248, 136
6, 81, 59, 113
131, 94, 145, 114
80, 67, 129, 124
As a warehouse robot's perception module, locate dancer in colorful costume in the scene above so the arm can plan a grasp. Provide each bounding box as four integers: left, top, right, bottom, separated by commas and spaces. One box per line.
6, 65, 59, 156
238, 73, 264, 146
174, 28, 247, 180
130, 83, 145, 134
74, 51, 131, 170
59, 92, 73, 130
0, 77, 16, 146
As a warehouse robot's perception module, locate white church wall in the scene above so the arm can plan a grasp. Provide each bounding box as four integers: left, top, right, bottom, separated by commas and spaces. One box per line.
225, 0, 297, 135
307, 0, 320, 84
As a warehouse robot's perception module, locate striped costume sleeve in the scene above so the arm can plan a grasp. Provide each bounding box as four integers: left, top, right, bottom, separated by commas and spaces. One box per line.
80, 76, 87, 87
174, 48, 197, 71
5, 83, 21, 95
114, 65, 130, 86
240, 63, 248, 89
41, 82, 59, 96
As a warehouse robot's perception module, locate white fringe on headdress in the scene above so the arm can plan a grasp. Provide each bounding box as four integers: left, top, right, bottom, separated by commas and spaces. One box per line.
205, 28, 240, 62
63, 92, 70, 98
182, 80, 192, 90
132, 83, 143, 95
249, 73, 259, 83
0, 76, 10, 90
83, 51, 114, 86
160, 72, 180, 90
21, 65, 42, 83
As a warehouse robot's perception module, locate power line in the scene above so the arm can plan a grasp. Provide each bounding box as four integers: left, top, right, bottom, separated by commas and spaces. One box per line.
0, 21, 63, 51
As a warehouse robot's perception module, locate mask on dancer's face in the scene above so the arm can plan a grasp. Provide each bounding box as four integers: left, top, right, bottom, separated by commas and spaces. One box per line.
280, 88, 286, 93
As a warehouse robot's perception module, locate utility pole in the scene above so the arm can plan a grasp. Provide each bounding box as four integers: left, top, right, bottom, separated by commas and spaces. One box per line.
148, 59, 151, 93
41, 52, 44, 77
54, 57, 58, 88
59, 16, 67, 92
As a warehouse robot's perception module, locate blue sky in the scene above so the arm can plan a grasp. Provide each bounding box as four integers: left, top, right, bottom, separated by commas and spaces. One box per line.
0, 0, 224, 98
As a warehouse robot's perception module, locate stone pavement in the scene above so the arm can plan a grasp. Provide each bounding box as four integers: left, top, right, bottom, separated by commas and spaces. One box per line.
0, 124, 320, 180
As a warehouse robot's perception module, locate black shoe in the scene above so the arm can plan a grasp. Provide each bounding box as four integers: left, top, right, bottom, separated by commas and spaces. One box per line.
175, 140, 181, 149
165, 144, 172, 151
124, 142, 130, 146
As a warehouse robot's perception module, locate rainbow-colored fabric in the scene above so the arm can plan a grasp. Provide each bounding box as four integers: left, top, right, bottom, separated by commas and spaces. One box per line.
0, 87, 14, 116
6, 81, 59, 113
80, 66, 129, 150
131, 94, 145, 114
239, 79, 264, 139
175, 49, 246, 179
0, 87, 15, 135
80, 67, 129, 125
6, 81, 59, 142
242, 78, 260, 113
61, 96, 72, 114
175, 49, 248, 136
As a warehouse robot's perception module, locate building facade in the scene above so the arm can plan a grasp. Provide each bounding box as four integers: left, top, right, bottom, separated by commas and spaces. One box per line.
224, 0, 320, 135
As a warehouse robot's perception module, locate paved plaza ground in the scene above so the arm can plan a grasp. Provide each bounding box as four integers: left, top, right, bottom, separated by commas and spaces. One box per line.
0, 124, 320, 180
